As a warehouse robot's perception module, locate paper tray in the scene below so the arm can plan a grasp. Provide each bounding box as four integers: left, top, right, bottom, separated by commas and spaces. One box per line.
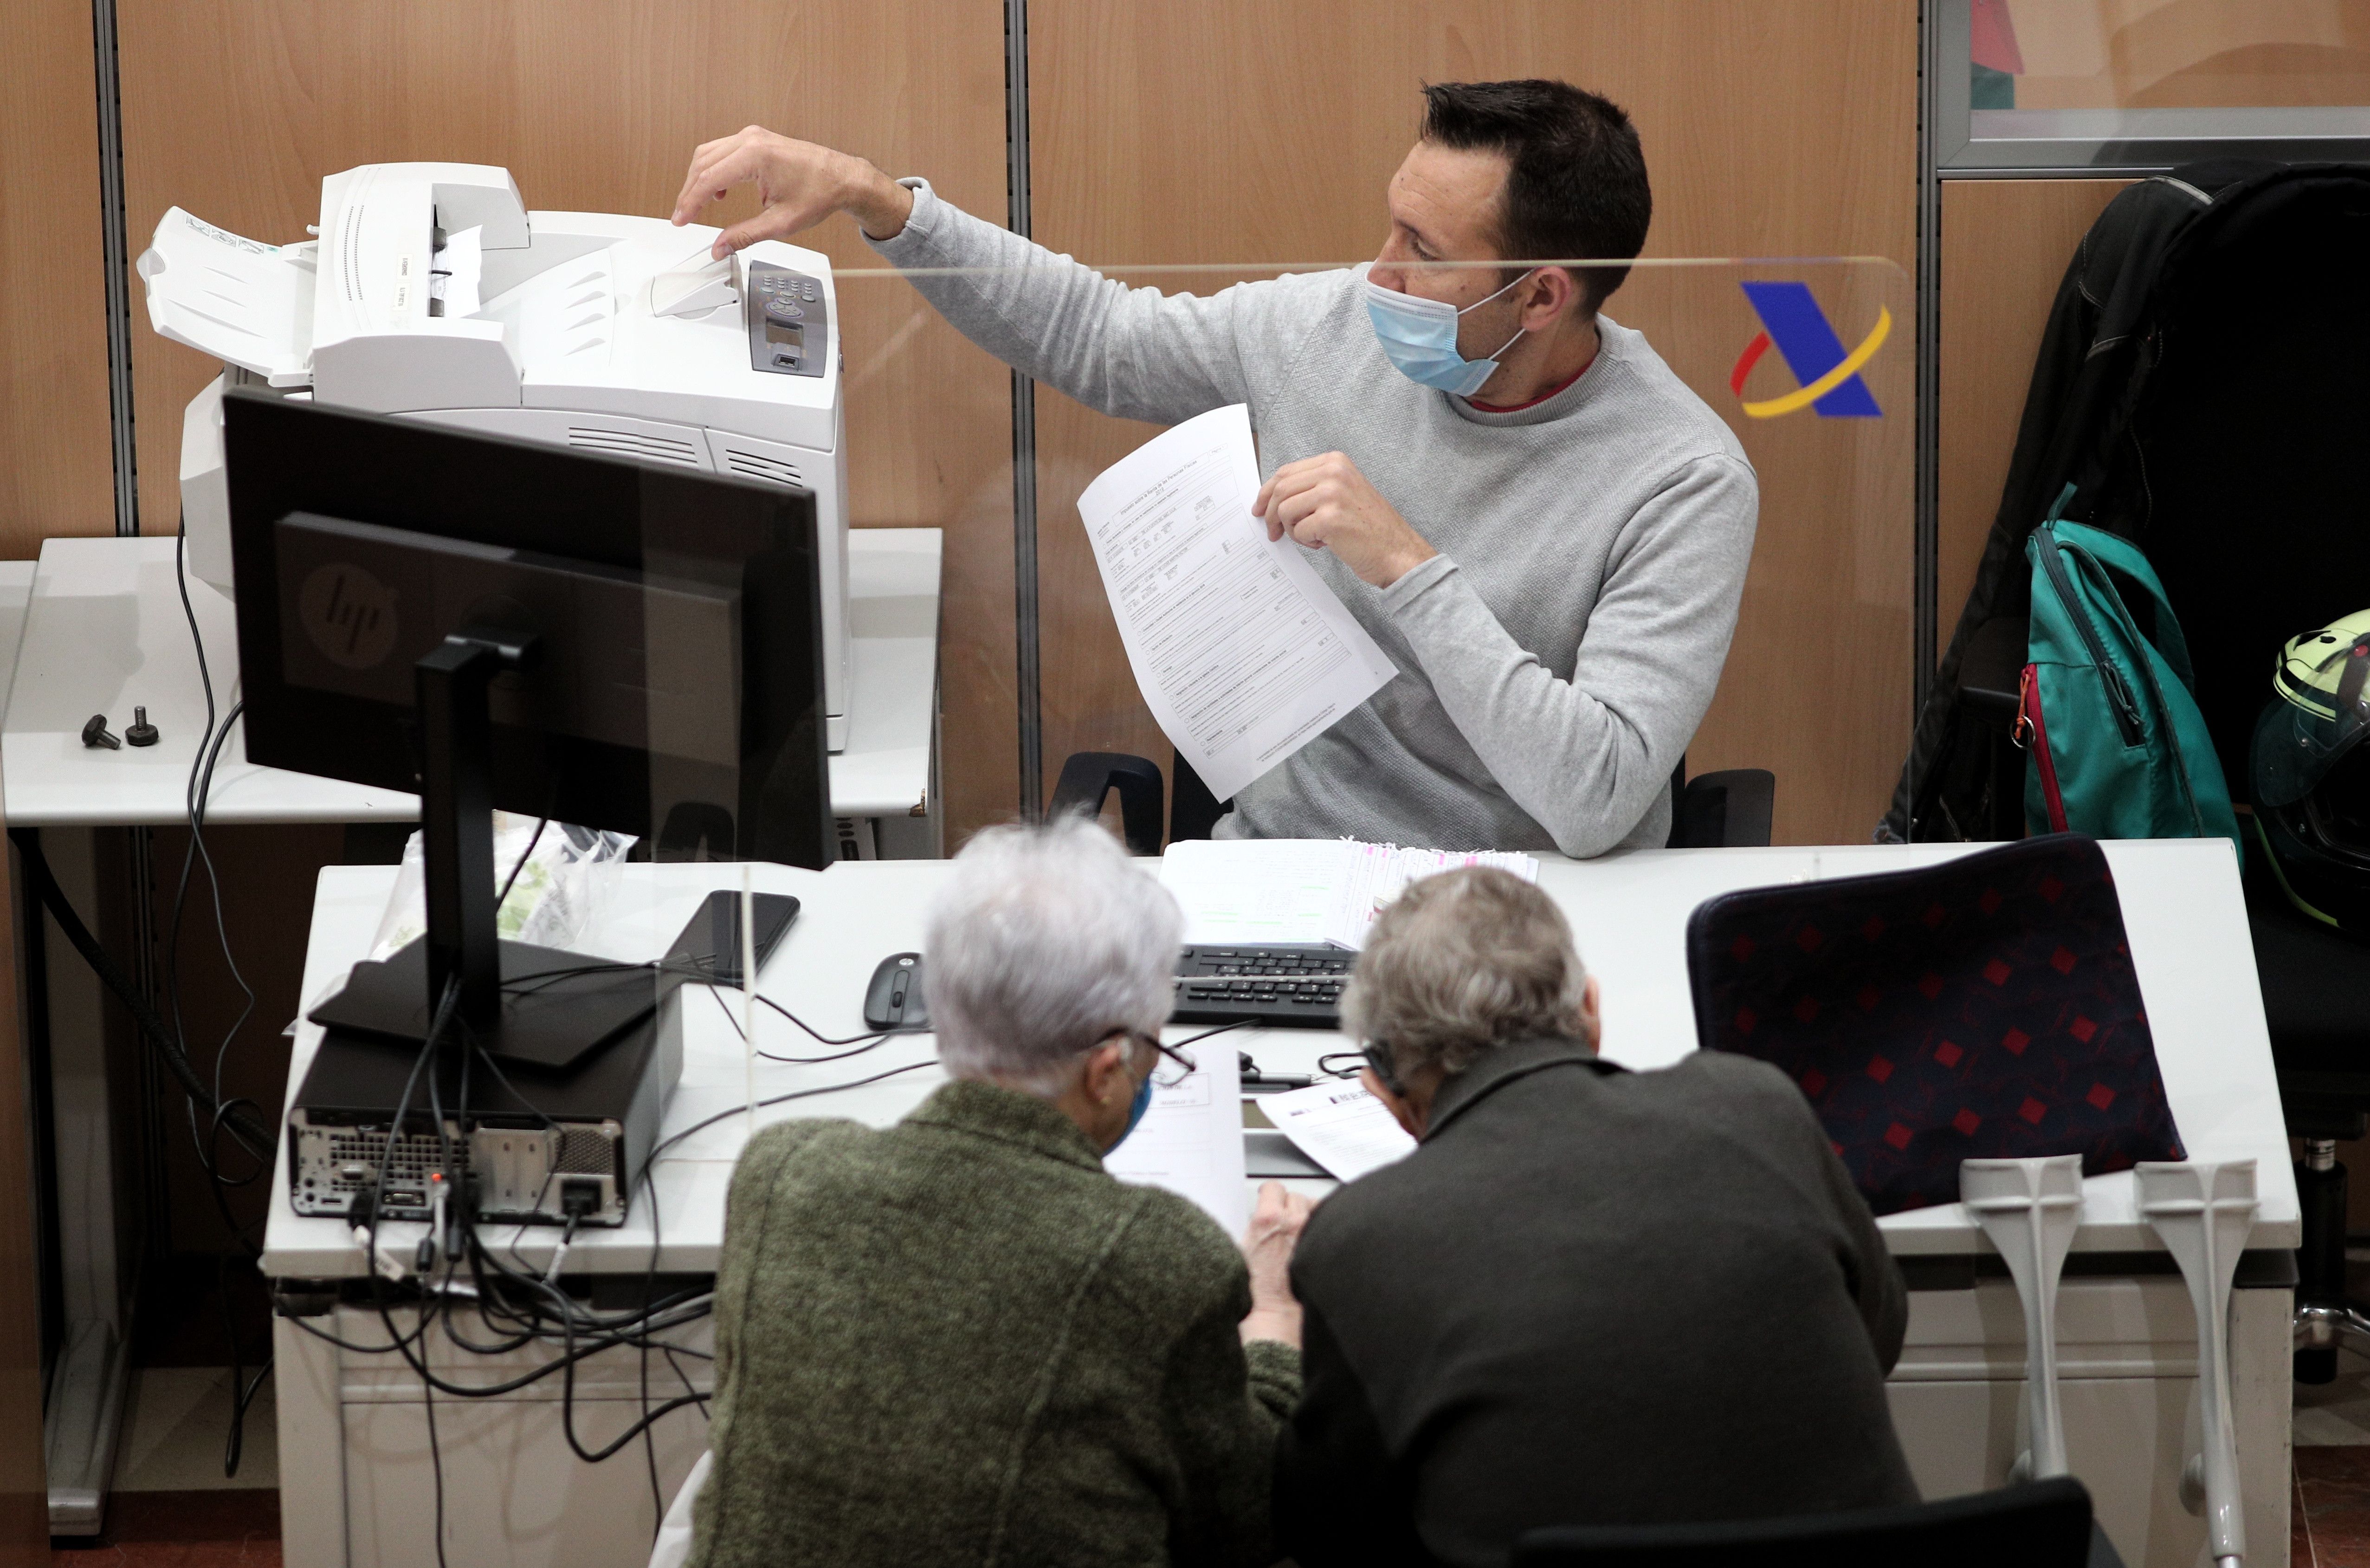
136, 207, 314, 385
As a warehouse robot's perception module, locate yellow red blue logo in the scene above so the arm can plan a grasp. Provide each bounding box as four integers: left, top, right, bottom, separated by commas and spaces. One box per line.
1729, 282, 1892, 419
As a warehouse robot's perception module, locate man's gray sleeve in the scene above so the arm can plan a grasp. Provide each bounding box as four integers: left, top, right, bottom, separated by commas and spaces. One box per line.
865, 179, 1325, 426
1375, 453, 1759, 858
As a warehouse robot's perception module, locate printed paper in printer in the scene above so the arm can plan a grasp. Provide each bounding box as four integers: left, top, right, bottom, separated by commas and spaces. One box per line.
1077, 404, 1397, 801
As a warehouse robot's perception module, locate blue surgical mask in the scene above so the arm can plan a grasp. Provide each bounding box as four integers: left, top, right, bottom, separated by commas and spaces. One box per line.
1365, 268, 1534, 396
1113, 1071, 1156, 1150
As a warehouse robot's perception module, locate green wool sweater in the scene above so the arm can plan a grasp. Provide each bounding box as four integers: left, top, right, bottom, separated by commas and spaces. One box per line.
689, 1079, 1303, 1568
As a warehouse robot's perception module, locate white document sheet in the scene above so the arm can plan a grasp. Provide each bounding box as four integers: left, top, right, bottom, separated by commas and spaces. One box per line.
1263, 1080, 1417, 1182
1104, 1037, 1249, 1238
430, 225, 484, 318
1078, 404, 1397, 801
1161, 838, 1541, 949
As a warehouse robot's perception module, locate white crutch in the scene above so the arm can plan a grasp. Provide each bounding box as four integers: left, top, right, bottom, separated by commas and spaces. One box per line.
1962, 1154, 2084, 1480
2139, 1160, 2259, 1568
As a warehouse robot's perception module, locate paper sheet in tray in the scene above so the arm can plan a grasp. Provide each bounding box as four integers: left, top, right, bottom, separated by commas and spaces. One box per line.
1077, 404, 1396, 801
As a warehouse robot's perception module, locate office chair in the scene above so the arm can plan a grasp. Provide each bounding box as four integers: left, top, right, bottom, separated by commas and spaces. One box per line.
1047, 749, 1774, 855
1509, 1476, 2102, 1568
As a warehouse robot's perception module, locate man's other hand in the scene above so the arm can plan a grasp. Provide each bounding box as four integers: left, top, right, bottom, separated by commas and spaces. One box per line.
1239, 1180, 1316, 1348
671, 127, 916, 259
1253, 451, 1439, 588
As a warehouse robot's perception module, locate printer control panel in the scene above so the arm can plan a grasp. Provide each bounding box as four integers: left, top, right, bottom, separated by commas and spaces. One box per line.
746, 261, 828, 379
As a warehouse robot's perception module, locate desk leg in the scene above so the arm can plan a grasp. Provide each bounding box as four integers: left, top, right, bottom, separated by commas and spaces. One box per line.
276, 1309, 349, 1568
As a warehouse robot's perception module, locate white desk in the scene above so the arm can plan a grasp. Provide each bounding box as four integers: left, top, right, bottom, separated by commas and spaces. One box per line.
0, 529, 940, 1536
267, 840, 2294, 1568
0, 529, 945, 841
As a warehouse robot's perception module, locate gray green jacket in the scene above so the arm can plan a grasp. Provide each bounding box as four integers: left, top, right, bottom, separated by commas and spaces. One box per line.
690, 1079, 1302, 1568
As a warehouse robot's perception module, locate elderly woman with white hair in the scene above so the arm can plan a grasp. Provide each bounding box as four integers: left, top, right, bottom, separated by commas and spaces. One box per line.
690, 817, 1311, 1568
1276, 866, 1915, 1568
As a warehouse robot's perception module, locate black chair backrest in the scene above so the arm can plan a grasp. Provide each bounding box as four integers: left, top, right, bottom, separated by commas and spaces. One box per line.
1684, 834, 2183, 1214
1511, 1477, 2095, 1568
1047, 751, 1165, 855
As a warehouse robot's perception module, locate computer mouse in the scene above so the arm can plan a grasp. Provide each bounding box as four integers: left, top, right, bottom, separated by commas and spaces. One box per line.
864, 952, 928, 1032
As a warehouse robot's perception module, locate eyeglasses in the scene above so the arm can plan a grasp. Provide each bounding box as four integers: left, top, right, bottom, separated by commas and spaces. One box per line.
1121, 1031, 1198, 1089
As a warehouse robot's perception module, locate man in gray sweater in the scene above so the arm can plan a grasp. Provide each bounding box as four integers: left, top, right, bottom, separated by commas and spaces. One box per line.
675, 80, 1757, 856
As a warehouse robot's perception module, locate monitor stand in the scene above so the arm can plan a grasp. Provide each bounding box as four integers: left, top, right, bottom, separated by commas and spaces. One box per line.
307, 627, 662, 1071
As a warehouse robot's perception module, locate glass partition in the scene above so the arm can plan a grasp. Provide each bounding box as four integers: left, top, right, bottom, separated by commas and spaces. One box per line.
829, 254, 1911, 849
1939, 0, 2370, 170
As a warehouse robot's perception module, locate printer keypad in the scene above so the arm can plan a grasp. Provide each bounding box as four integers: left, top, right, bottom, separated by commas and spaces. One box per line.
745, 261, 828, 380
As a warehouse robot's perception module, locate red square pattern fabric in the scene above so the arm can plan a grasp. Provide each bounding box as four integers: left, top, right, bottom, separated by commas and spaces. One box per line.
1683, 835, 2184, 1215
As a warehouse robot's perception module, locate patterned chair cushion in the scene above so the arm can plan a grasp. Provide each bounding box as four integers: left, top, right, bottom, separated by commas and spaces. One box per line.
1685, 835, 2185, 1215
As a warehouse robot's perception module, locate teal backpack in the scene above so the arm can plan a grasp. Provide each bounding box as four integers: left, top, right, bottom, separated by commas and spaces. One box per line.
2016, 489, 2241, 858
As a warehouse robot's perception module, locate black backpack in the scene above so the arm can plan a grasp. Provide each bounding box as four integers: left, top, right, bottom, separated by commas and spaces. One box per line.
1888, 161, 2370, 845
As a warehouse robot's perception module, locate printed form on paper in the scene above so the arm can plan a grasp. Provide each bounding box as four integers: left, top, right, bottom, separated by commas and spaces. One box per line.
1077, 404, 1397, 802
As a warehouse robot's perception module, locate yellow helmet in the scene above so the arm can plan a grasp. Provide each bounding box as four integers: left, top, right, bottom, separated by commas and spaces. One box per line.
2251, 608, 2370, 931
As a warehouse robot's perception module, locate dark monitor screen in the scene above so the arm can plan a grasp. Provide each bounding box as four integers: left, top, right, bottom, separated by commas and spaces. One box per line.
224, 390, 833, 868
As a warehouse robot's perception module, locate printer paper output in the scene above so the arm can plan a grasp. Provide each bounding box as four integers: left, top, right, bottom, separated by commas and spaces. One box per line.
137, 207, 315, 384
1077, 404, 1396, 802
429, 225, 484, 318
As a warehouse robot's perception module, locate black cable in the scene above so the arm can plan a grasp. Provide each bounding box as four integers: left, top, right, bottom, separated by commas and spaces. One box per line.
7, 827, 273, 1156
495, 816, 549, 911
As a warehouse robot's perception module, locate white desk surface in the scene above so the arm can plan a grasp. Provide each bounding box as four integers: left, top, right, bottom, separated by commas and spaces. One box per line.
260, 836, 2297, 1279
0, 530, 941, 828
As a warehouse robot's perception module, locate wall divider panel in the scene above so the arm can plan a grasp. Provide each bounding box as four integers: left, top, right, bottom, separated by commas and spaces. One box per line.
1935, 178, 2132, 644
0, 0, 116, 559
1026, 0, 1919, 846
112, 0, 1019, 843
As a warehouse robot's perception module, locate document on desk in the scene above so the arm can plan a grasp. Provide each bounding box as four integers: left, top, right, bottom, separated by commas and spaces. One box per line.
1104, 1039, 1249, 1237
1160, 838, 1541, 949
1263, 1080, 1417, 1182
1078, 404, 1397, 802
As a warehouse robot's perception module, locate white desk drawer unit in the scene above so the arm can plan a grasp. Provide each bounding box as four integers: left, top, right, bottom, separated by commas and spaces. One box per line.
1889, 1274, 2293, 1568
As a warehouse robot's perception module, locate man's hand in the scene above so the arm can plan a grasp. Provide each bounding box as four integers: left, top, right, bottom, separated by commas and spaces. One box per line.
671, 127, 916, 259
1252, 451, 1438, 588
1239, 1180, 1317, 1349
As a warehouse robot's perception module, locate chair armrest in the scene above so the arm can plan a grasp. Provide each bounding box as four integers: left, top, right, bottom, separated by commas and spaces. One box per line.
1048, 752, 1165, 856
1673, 768, 1775, 848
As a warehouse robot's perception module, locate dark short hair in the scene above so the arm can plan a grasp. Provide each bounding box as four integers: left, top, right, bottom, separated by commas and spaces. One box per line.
1419, 79, 1652, 315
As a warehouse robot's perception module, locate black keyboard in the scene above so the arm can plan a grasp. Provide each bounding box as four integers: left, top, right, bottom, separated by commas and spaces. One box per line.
1170, 944, 1352, 1029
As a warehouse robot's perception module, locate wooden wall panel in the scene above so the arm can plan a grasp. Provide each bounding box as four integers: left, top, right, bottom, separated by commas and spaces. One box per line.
1028, 0, 1919, 846
0, 0, 115, 559
114, 0, 1019, 844
1937, 179, 2133, 639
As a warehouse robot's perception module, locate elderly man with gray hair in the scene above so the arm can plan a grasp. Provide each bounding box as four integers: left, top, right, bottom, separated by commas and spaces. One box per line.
1275, 866, 1915, 1568
691, 817, 1311, 1568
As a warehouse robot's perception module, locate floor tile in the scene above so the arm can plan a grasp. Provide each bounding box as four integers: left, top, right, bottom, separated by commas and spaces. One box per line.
2297, 1449, 2370, 1567
52, 1489, 279, 1566
114, 1368, 278, 1492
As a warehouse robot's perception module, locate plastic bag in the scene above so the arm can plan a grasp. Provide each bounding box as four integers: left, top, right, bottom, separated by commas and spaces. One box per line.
368, 815, 637, 961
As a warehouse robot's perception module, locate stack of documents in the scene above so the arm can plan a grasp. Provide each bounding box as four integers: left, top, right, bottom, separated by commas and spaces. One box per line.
1159, 838, 1539, 949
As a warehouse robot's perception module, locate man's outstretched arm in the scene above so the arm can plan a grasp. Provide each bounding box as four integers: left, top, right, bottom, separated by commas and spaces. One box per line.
673, 127, 1321, 426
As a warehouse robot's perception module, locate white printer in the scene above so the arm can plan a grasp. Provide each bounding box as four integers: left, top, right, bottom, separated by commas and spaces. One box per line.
138, 161, 853, 749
